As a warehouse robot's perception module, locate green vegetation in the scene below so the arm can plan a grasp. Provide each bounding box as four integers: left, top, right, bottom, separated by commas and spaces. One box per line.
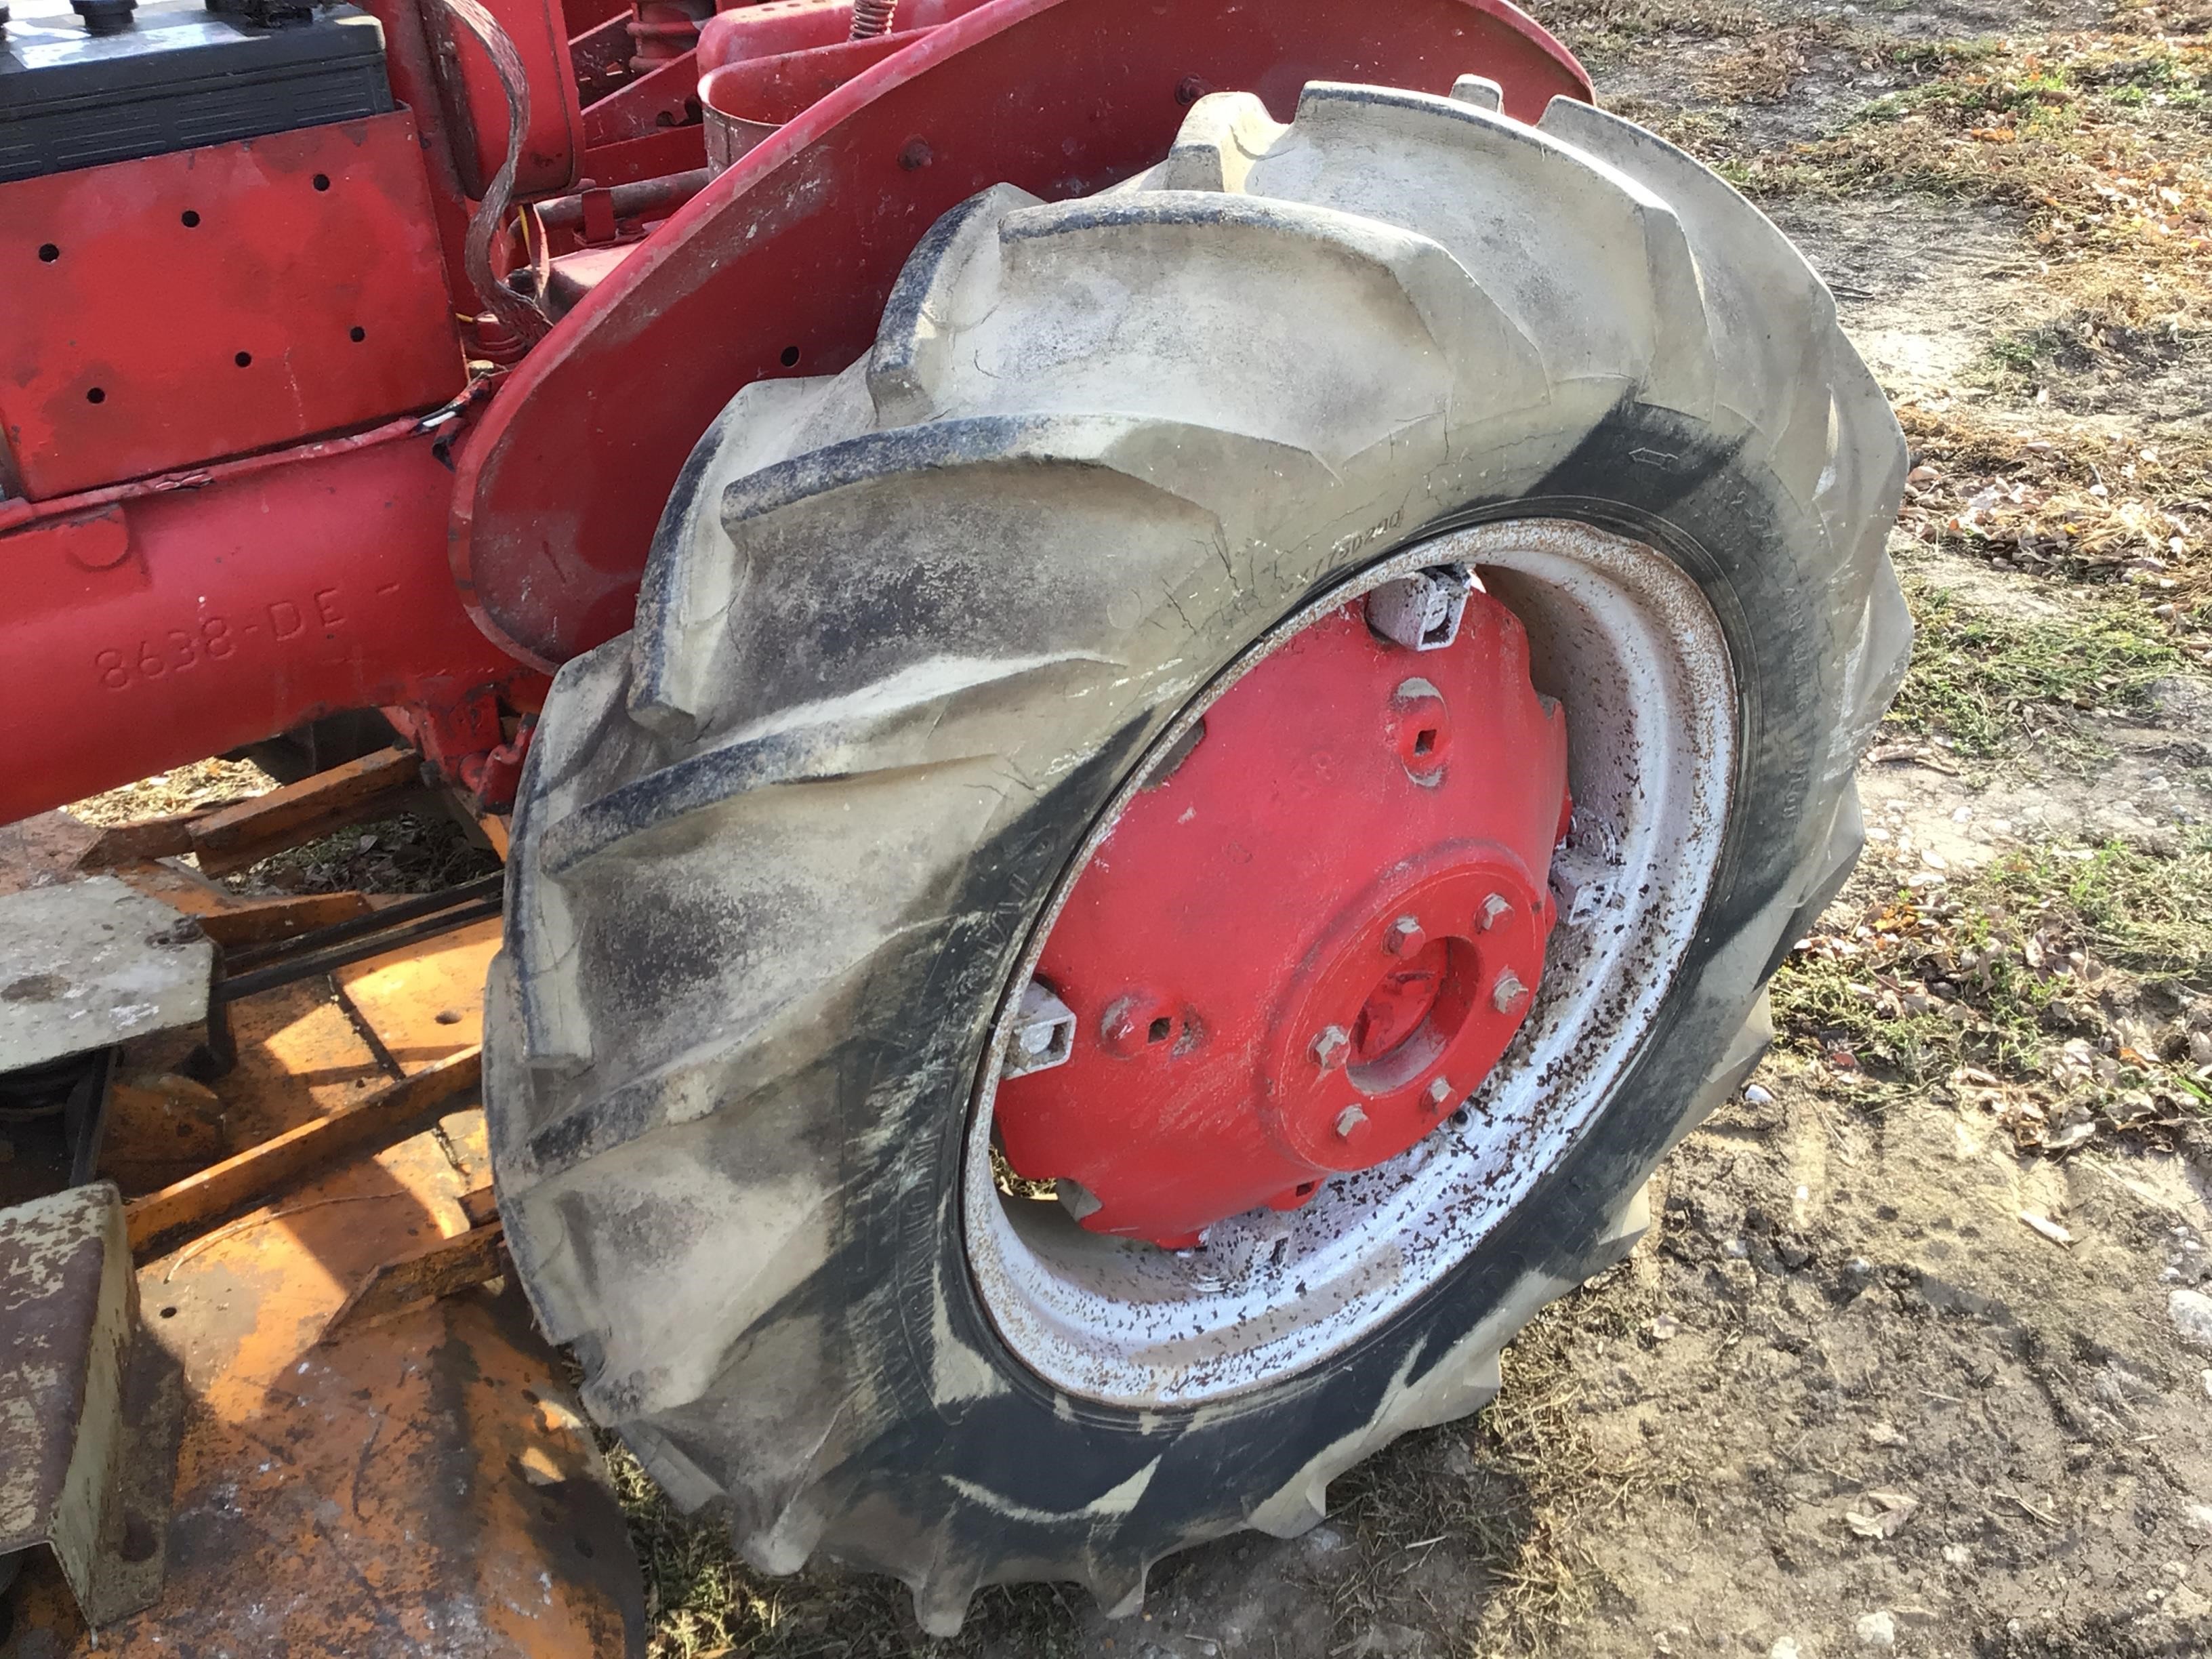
1770, 835, 2212, 1130
1885, 580, 2186, 760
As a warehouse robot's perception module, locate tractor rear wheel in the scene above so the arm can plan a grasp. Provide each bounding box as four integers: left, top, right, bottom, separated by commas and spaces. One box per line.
486, 80, 1909, 1633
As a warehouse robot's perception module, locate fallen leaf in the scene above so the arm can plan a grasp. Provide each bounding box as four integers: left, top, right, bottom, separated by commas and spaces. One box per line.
1845, 1491, 1919, 1539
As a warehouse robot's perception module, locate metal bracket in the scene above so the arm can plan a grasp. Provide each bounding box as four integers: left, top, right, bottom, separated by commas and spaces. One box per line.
1366, 565, 1475, 651
1003, 981, 1077, 1078
0, 1184, 184, 1626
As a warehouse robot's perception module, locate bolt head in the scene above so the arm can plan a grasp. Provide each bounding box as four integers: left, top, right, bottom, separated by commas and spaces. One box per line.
1334, 1104, 1368, 1139
1491, 969, 1528, 1014
1310, 1024, 1351, 1071
1478, 893, 1512, 931
1426, 1077, 1454, 1109
1384, 915, 1426, 957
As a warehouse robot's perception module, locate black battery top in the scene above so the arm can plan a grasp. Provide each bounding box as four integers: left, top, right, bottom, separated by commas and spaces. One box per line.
1, 0, 393, 184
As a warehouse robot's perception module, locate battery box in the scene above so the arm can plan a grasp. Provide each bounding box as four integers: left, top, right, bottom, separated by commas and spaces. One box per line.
0, 0, 392, 183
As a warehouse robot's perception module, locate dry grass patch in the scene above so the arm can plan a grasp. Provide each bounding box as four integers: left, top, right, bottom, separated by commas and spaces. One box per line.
1715, 30, 2212, 334
1325, 1281, 1678, 1659
1771, 835, 2212, 1150
1891, 403, 2212, 651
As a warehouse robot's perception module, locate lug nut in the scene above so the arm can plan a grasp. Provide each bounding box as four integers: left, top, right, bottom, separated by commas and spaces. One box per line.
1334, 1104, 1368, 1139
1491, 968, 1528, 1014
1383, 915, 1425, 957
1311, 1025, 1351, 1071
1478, 893, 1511, 931
1426, 1077, 1454, 1110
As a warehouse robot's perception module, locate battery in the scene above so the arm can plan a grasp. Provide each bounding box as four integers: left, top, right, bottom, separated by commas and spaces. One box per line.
0, 0, 392, 184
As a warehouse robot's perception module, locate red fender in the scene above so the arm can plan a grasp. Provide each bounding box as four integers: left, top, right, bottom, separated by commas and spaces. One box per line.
449, 0, 1591, 668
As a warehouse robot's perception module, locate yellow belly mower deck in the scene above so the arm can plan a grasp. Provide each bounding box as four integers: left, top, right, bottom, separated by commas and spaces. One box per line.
0, 756, 645, 1657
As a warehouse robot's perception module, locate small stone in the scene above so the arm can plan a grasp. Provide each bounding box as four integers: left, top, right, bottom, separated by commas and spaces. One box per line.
1943, 1543, 1973, 1566
1857, 1610, 1897, 1649
2186, 1504, 2212, 1535
1770, 1639, 1803, 1659
2169, 1288, 2212, 1351
1744, 1083, 1776, 1106
1650, 1313, 1681, 1340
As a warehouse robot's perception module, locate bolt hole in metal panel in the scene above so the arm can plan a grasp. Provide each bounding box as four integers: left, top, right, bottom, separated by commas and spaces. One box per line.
966, 523, 1736, 1406
0, 110, 463, 498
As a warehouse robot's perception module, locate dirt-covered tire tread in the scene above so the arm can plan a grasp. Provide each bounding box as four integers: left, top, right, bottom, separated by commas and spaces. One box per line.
487, 80, 1910, 1635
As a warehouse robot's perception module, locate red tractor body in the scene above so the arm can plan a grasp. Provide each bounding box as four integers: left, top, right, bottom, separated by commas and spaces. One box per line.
0, 0, 1589, 824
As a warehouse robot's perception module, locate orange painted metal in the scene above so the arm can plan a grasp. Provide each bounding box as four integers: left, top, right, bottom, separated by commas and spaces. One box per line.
7, 843, 640, 1654
320, 1216, 508, 1341
125, 1048, 483, 1251
337, 916, 505, 1074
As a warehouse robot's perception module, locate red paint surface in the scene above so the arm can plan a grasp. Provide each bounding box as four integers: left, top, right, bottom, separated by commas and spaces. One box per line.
0, 114, 464, 501
451, 0, 1591, 668
0, 0, 1585, 825
996, 591, 1570, 1248
0, 432, 535, 823
422, 0, 590, 198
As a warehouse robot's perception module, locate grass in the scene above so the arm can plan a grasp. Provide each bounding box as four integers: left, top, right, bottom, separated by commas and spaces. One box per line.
1883, 577, 2188, 762
1590, 18, 2212, 345
1770, 834, 2212, 1135
598, 1284, 1675, 1659
1893, 405, 2212, 584
1324, 1287, 1679, 1658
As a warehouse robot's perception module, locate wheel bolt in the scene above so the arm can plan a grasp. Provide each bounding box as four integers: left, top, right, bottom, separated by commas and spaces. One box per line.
1311, 1025, 1350, 1071
1334, 1104, 1368, 1139
1426, 1077, 1454, 1110
1383, 916, 1425, 957
1491, 968, 1528, 1014
1478, 893, 1511, 931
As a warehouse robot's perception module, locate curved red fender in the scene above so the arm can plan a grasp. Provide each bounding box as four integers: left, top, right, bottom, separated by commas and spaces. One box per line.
449, 0, 1591, 669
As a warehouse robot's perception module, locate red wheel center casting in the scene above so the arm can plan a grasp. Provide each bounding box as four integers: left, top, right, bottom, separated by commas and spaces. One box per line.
996, 583, 1570, 1248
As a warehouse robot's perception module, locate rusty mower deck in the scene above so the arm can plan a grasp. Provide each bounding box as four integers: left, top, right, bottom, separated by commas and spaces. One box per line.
0, 765, 644, 1658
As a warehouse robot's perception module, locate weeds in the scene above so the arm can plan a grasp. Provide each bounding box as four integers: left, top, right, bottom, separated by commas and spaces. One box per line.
1325, 1288, 1679, 1658
1771, 835, 2212, 1144
1885, 577, 2185, 761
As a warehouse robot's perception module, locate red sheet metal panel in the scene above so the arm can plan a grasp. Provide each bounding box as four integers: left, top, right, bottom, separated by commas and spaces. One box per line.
0, 429, 533, 824
449, 0, 1593, 669
0, 112, 464, 501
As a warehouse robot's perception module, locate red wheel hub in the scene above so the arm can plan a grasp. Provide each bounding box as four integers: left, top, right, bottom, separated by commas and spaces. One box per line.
996, 584, 1570, 1248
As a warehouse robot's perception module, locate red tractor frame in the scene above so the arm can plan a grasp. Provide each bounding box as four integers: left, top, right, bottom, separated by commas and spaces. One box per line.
0, 0, 1591, 824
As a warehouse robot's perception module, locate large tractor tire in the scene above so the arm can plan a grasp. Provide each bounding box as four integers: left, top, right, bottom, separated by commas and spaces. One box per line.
486, 80, 1909, 1632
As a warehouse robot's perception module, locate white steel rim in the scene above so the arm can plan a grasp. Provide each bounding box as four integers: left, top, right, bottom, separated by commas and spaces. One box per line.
962, 518, 1737, 1408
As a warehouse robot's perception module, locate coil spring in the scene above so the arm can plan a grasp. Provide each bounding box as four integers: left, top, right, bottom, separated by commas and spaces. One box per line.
627, 0, 709, 73
849, 0, 895, 38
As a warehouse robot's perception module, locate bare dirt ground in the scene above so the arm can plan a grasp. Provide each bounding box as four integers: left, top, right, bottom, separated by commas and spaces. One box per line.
598, 3, 2212, 1656
56, 6, 2212, 1654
